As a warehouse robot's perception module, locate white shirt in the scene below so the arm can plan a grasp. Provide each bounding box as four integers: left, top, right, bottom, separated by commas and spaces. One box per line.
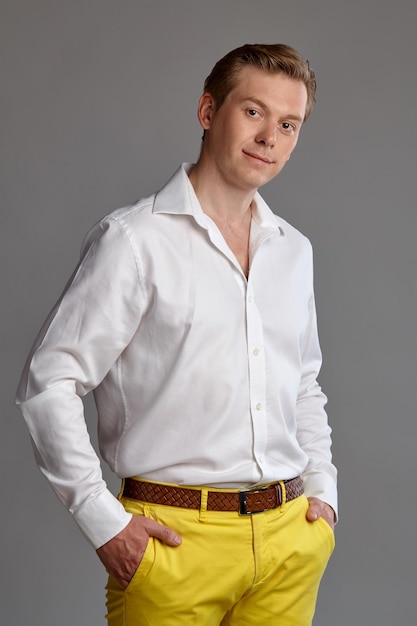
16, 164, 337, 548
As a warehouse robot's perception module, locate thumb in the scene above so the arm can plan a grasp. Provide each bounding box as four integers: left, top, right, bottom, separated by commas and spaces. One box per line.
142, 517, 182, 546
306, 497, 335, 530
306, 497, 323, 522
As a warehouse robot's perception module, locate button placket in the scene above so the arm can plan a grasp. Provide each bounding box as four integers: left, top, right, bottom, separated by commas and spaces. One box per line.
246, 286, 268, 471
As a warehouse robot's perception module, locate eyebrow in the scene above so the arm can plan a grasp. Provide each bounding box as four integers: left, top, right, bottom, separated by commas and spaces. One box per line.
241, 97, 304, 123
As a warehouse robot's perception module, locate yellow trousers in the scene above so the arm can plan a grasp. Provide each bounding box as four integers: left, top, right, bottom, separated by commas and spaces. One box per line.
106, 483, 334, 625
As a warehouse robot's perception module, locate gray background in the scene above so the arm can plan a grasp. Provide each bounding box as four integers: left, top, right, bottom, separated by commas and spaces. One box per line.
1, 1, 416, 624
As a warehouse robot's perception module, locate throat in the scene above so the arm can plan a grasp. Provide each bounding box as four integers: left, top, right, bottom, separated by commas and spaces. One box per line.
211, 214, 251, 278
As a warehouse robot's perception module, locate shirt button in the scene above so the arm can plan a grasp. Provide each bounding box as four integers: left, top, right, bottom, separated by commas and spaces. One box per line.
259, 456, 265, 464
253, 348, 260, 356
256, 403, 262, 411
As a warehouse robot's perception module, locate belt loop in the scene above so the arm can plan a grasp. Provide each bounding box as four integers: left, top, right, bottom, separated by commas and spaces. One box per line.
118, 478, 126, 501
199, 487, 208, 522
280, 481, 287, 506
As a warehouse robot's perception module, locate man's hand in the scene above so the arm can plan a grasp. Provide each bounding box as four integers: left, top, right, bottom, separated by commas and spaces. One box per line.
96, 514, 182, 589
306, 497, 335, 531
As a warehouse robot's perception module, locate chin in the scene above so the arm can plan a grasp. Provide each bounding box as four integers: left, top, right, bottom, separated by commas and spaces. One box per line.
244, 172, 275, 189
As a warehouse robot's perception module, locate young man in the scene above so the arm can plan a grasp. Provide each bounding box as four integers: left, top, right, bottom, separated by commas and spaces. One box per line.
16, 44, 337, 624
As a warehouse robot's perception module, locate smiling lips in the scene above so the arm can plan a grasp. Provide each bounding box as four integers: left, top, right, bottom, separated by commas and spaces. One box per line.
243, 150, 274, 164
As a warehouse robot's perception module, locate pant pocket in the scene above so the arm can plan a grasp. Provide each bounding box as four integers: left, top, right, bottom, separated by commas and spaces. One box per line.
124, 535, 155, 593
316, 515, 336, 555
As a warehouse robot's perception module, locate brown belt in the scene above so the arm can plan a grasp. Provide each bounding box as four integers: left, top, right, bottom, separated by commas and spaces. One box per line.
122, 476, 304, 516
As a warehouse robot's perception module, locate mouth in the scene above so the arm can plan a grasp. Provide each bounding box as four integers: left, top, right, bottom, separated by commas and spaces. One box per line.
243, 151, 274, 165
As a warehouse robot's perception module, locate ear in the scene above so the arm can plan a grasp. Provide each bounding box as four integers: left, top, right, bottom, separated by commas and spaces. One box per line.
197, 93, 216, 130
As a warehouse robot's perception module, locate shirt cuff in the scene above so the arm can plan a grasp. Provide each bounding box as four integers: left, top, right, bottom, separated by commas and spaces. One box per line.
72, 487, 132, 549
302, 473, 338, 521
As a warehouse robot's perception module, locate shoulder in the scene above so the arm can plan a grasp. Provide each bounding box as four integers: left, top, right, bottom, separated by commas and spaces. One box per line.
274, 213, 313, 252
80, 164, 191, 251
104, 193, 157, 232
80, 194, 156, 255
254, 191, 313, 254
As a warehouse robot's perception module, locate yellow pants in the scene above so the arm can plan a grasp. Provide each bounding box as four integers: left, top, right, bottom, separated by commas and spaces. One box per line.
106, 483, 334, 625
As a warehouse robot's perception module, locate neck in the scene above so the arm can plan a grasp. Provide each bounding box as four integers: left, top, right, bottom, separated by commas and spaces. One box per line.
188, 158, 256, 224
188, 158, 254, 278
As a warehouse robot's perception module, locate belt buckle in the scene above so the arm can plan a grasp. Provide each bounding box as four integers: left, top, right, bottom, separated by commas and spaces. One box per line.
238, 484, 280, 516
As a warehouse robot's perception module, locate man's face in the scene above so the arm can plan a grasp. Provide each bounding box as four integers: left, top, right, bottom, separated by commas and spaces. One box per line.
200, 66, 308, 193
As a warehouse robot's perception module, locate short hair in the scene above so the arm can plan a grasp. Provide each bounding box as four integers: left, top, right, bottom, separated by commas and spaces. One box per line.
203, 43, 316, 120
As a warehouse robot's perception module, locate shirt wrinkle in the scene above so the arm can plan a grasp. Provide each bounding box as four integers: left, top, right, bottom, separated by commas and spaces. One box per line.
112, 357, 129, 475
108, 215, 147, 300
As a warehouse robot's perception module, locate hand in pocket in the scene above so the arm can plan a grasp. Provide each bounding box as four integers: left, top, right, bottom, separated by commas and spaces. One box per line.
97, 514, 182, 589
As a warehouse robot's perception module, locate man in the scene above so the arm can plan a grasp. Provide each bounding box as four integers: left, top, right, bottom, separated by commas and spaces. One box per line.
16, 44, 337, 625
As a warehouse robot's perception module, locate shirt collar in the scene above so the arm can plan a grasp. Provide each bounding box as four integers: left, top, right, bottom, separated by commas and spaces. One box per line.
251, 192, 285, 236
153, 163, 201, 217
153, 163, 285, 236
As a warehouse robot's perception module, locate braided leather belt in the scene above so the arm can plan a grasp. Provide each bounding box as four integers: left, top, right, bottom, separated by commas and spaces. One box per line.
122, 476, 304, 515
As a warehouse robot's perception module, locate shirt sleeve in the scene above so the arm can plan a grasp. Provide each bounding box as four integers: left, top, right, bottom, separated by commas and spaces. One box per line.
15, 216, 143, 548
295, 246, 338, 518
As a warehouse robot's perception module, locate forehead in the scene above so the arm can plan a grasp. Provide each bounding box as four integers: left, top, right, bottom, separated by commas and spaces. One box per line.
228, 66, 308, 116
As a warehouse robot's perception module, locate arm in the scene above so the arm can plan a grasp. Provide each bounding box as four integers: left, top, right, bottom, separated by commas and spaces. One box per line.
16, 217, 146, 547
295, 246, 338, 525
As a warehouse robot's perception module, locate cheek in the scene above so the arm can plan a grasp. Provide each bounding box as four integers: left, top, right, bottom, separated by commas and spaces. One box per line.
289, 135, 300, 153
280, 138, 299, 164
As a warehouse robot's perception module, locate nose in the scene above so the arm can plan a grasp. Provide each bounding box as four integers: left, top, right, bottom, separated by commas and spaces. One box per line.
256, 121, 277, 147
